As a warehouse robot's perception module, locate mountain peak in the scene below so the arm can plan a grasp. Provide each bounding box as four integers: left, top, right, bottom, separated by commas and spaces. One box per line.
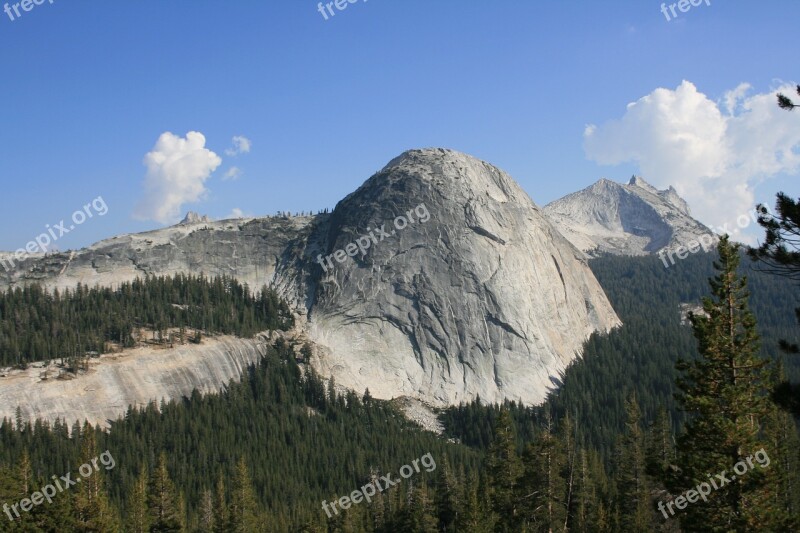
543, 176, 713, 256
179, 212, 212, 225
0, 149, 620, 408
312, 148, 619, 405
591, 177, 622, 190
367, 147, 529, 209
381, 148, 495, 182
628, 175, 656, 190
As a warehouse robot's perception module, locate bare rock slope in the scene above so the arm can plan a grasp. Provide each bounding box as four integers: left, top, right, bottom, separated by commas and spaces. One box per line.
543, 176, 715, 256
0, 148, 621, 412
0, 336, 268, 428
307, 149, 620, 405
0, 215, 317, 297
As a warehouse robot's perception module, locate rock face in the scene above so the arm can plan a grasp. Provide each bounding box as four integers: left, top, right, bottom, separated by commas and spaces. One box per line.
306, 149, 620, 405
543, 176, 715, 256
0, 215, 318, 296
0, 336, 268, 428
179, 211, 213, 225
0, 148, 621, 408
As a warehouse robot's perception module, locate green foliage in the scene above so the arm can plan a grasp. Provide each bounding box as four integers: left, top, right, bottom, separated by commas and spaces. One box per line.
486, 409, 523, 531
148, 453, 185, 532
442, 249, 800, 465
519, 410, 566, 531
74, 427, 120, 531
776, 85, 800, 110
615, 394, 653, 532
124, 469, 150, 533
0, 274, 294, 367
440, 245, 800, 531
749, 191, 800, 415
1, 239, 799, 531
433, 459, 458, 532
226, 458, 262, 533
672, 237, 783, 531
0, 340, 479, 532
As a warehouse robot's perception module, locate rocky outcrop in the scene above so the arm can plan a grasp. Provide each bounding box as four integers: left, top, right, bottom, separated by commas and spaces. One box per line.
0, 215, 319, 297
179, 211, 213, 225
305, 149, 620, 405
0, 148, 621, 409
543, 176, 714, 257
0, 336, 269, 428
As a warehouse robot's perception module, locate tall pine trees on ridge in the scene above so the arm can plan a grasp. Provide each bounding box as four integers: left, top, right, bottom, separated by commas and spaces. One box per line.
672, 236, 782, 531
0, 273, 294, 367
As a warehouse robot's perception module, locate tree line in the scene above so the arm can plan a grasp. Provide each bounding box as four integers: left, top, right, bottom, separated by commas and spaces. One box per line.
0, 274, 295, 368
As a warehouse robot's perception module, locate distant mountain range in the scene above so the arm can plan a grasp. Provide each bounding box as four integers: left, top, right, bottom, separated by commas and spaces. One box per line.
543, 176, 715, 257
0, 150, 720, 419
0, 149, 624, 411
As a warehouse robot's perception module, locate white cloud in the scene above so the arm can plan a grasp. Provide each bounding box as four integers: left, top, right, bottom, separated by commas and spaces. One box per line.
225, 135, 251, 156
134, 131, 222, 224
223, 166, 242, 181
584, 80, 800, 241
723, 82, 751, 115
225, 208, 249, 219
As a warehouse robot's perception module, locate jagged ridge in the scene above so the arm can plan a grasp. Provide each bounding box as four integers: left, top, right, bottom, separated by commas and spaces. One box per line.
0, 148, 622, 410
542, 176, 714, 256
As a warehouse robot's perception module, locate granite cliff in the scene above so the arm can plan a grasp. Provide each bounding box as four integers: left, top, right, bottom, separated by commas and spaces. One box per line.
0, 148, 622, 418
307, 149, 620, 405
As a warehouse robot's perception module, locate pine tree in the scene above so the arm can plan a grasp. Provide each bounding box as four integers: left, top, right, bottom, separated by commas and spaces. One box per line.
366, 468, 387, 532
645, 409, 680, 533
197, 489, 214, 532
762, 368, 800, 528
30, 472, 78, 532
394, 481, 438, 533
212, 476, 228, 533
571, 449, 600, 533
519, 409, 565, 532
487, 409, 523, 532
645, 408, 674, 479
74, 426, 119, 531
125, 468, 150, 533
227, 457, 262, 532
147, 453, 185, 532
674, 236, 778, 531
457, 470, 491, 532
776, 84, 800, 110
615, 393, 652, 532
558, 413, 578, 531
5, 452, 38, 530
434, 458, 458, 531
749, 190, 800, 415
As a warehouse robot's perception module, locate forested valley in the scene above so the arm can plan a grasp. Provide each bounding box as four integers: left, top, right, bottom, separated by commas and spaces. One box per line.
0, 238, 799, 532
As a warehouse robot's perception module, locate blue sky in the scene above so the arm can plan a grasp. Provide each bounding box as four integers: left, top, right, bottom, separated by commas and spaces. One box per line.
0, 0, 798, 251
